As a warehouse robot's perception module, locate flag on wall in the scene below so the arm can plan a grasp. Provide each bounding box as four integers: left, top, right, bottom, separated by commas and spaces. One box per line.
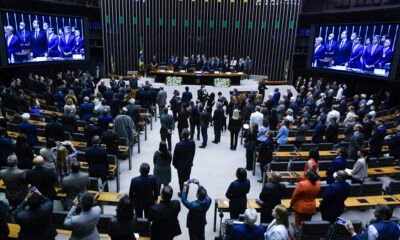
139, 50, 144, 72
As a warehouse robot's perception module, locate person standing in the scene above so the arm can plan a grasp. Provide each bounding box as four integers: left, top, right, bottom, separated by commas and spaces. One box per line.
225, 168, 251, 219
173, 129, 196, 196
177, 104, 190, 142
114, 107, 136, 148
182, 86, 193, 104
18, 113, 39, 147
148, 185, 182, 240
156, 87, 167, 118
199, 107, 210, 148
256, 131, 275, 183
26, 156, 57, 201
85, 136, 109, 191
290, 170, 320, 228
190, 100, 201, 141
326, 148, 347, 184
181, 180, 212, 240
228, 109, 242, 150
212, 102, 225, 144
319, 170, 350, 223
259, 172, 286, 223
160, 107, 175, 151
129, 163, 159, 218
153, 142, 172, 193
369, 119, 387, 157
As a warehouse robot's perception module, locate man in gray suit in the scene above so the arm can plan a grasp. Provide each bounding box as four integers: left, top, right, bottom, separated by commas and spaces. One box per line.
114, 107, 136, 147
0, 155, 28, 209
64, 192, 101, 240
62, 161, 89, 210
156, 86, 168, 117
160, 107, 175, 151
347, 124, 364, 160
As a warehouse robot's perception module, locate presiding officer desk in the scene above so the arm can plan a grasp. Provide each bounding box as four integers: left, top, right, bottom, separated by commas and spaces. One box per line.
150, 70, 246, 85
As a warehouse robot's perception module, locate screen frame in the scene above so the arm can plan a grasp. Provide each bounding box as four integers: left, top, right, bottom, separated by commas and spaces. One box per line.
0, 8, 90, 68
307, 22, 400, 82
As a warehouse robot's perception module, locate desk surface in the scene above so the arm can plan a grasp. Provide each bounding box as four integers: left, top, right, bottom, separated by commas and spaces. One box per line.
345, 195, 400, 208
150, 70, 246, 77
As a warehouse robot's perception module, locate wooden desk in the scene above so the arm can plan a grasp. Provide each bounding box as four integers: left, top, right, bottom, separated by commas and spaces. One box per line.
97, 192, 125, 205
273, 152, 300, 158
41, 109, 63, 117
344, 195, 400, 208
213, 199, 230, 232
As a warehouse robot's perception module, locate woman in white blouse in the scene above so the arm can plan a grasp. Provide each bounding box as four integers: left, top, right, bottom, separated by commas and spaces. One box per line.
265, 204, 290, 240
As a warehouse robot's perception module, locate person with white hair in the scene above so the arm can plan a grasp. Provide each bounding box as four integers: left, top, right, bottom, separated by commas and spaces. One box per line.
230, 208, 264, 240
5, 25, 20, 63
250, 106, 263, 129
114, 107, 136, 147
312, 36, 325, 67
18, 113, 39, 147
79, 96, 94, 122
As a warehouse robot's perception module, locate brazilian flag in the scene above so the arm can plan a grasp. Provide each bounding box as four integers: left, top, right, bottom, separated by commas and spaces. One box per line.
139, 50, 144, 73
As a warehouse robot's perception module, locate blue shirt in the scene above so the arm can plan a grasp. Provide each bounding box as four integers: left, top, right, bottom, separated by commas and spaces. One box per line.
181, 187, 212, 229
230, 224, 264, 240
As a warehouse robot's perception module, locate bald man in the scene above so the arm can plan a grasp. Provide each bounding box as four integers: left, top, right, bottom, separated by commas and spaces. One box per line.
26, 156, 57, 200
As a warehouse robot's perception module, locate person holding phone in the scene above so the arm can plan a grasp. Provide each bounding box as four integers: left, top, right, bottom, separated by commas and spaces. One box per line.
181, 179, 211, 240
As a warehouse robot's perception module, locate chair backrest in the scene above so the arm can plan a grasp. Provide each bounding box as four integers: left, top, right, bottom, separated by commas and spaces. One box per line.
118, 137, 128, 147
72, 133, 86, 142
52, 211, 69, 230
64, 131, 71, 140
289, 161, 307, 171
349, 183, 362, 197
7, 123, 20, 132
330, 220, 362, 240
283, 185, 296, 198
318, 161, 331, 171
298, 220, 331, 240
277, 144, 296, 152
378, 156, 396, 167
33, 146, 42, 155
368, 157, 378, 168
346, 160, 355, 169
76, 120, 87, 128
97, 214, 113, 233
88, 177, 100, 191
30, 114, 42, 121
37, 128, 45, 137
360, 182, 383, 196
387, 180, 400, 195
107, 154, 117, 165
136, 218, 150, 237
77, 151, 86, 162
300, 143, 317, 151
268, 162, 288, 172
318, 143, 334, 151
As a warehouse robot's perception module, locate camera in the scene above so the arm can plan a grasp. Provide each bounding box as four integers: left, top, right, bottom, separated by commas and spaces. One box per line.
187, 178, 197, 184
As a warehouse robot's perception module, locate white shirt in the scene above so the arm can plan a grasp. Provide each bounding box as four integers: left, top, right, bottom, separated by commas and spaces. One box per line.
250, 111, 264, 129
327, 110, 340, 123
336, 87, 343, 100
265, 219, 289, 240
7, 34, 13, 46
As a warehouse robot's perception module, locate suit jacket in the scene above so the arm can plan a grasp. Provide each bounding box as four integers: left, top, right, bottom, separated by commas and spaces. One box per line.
363, 44, 383, 66
26, 166, 57, 200
6, 34, 20, 58
226, 179, 251, 214
85, 145, 109, 178
101, 130, 119, 155
129, 175, 159, 210
313, 44, 325, 62
376, 47, 393, 67
0, 167, 28, 204
230, 224, 265, 240
0, 136, 14, 167
173, 139, 196, 171
156, 90, 167, 106
64, 205, 101, 240
259, 182, 286, 221
290, 179, 320, 214
30, 29, 47, 57
148, 200, 182, 240
325, 122, 339, 143
14, 197, 57, 240
326, 156, 347, 184
61, 113, 77, 133
79, 102, 94, 122
370, 125, 387, 154
17, 29, 30, 48
181, 188, 212, 230
319, 181, 350, 222
182, 91, 193, 103
348, 131, 364, 159
126, 103, 140, 124
73, 37, 84, 54
45, 121, 65, 141
47, 34, 59, 57
19, 122, 39, 146
213, 107, 225, 128
160, 114, 175, 136
114, 114, 135, 143
333, 39, 352, 65
349, 44, 364, 68
324, 40, 337, 56
62, 172, 89, 200
312, 122, 326, 144
60, 34, 76, 55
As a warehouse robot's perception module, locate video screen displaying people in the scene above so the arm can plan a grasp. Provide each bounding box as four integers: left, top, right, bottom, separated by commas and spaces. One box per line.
2, 11, 85, 64
311, 24, 399, 78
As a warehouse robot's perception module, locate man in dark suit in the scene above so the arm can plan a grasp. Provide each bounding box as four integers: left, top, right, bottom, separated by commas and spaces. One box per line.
30, 19, 47, 58
173, 129, 196, 195
46, 27, 59, 57
325, 116, 339, 143
320, 170, 350, 223
348, 36, 364, 68
45, 114, 64, 142
181, 180, 212, 240
59, 26, 75, 57
85, 135, 109, 191
129, 163, 159, 218
362, 35, 383, 70
0, 127, 14, 167
160, 107, 175, 151
212, 102, 225, 143
259, 172, 286, 223
72, 30, 84, 54
312, 116, 326, 144
84, 121, 101, 146
61, 108, 77, 134
182, 86, 193, 104
101, 123, 119, 156
148, 185, 181, 240
369, 119, 387, 157
333, 30, 352, 66
324, 33, 337, 58
19, 113, 39, 147
4, 25, 20, 63
326, 148, 347, 184
375, 39, 393, 68
17, 22, 30, 50
62, 161, 89, 210
26, 156, 57, 200
312, 37, 325, 67
14, 190, 57, 240
0, 155, 28, 209
126, 98, 140, 126
190, 100, 201, 141
79, 96, 94, 122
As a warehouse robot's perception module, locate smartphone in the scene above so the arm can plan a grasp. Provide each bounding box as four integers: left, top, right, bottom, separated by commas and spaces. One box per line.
30, 186, 36, 193
337, 217, 347, 226
187, 179, 196, 184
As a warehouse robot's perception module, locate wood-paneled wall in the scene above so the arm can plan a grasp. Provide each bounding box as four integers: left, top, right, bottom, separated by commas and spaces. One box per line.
100, 0, 301, 80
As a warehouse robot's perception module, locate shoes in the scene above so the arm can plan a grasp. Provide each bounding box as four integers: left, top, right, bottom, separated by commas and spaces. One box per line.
212, 140, 219, 144
199, 145, 206, 148
257, 179, 263, 183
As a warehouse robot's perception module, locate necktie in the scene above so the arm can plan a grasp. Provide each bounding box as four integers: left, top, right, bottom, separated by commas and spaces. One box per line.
35, 31, 38, 39
329, 41, 332, 49
340, 41, 344, 49
371, 45, 377, 55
